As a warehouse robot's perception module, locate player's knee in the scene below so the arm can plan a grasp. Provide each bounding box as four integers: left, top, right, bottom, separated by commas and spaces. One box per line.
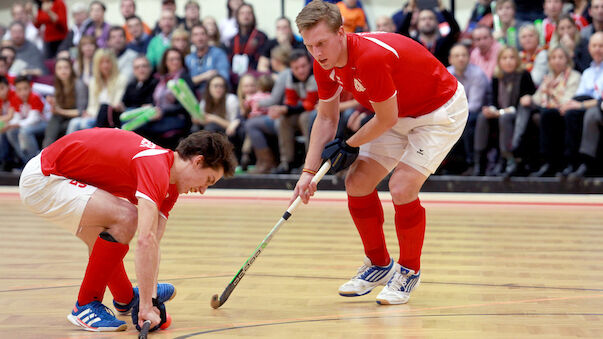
345, 169, 372, 194
113, 204, 138, 242
389, 180, 419, 204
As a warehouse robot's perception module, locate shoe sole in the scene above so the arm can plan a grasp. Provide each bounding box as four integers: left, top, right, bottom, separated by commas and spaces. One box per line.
338, 289, 373, 297
375, 279, 420, 305
67, 314, 127, 332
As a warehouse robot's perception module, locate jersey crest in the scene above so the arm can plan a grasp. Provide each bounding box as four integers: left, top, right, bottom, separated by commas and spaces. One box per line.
140, 138, 157, 149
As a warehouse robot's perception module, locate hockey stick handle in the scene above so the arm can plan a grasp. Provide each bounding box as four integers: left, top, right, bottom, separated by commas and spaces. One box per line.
283, 160, 331, 220
138, 320, 151, 339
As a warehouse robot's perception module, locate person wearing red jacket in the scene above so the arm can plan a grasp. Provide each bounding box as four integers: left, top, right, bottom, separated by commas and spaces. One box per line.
33, 0, 68, 59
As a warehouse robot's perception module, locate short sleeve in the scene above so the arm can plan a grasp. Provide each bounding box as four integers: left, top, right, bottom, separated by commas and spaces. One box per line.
133, 155, 171, 207
30, 93, 45, 111
313, 59, 341, 102
358, 57, 396, 103
159, 184, 179, 219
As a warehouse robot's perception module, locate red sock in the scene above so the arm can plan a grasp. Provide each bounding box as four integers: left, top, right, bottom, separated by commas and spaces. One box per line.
348, 190, 390, 266
107, 261, 134, 304
394, 198, 426, 272
78, 236, 129, 305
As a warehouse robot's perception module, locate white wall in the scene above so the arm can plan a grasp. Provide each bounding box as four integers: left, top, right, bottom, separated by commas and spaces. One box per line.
0, 0, 473, 39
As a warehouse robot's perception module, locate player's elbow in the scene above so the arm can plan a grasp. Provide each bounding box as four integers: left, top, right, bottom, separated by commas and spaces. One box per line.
137, 231, 157, 249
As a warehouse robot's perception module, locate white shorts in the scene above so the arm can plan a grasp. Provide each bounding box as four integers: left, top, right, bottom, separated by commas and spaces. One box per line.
19, 153, 98, 234
359, 82, 469, 176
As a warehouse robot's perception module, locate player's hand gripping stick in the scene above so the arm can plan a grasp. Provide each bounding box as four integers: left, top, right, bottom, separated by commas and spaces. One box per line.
210, 160, 332, 309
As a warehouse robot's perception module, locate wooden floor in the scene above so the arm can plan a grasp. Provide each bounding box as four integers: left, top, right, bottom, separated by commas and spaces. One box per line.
1, 188, 603, 339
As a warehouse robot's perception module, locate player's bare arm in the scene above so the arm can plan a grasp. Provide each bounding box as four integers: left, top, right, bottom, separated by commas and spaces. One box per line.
135, 198, 161, 328
292, 96, 340, 205
346, 94, 399, 147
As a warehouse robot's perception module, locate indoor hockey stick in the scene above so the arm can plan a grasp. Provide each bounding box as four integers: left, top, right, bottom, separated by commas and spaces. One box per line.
210, 160, 331, 309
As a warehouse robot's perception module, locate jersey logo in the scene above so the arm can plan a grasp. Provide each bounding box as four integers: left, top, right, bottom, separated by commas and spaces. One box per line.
140, 138, 157, 149
354, 78, 366, 92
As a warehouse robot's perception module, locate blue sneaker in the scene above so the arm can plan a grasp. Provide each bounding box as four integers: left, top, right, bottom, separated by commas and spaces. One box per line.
338, 257, 396, 297
67, 301, 127, 332
376, 265, 421, 305
113, 283, 176, 315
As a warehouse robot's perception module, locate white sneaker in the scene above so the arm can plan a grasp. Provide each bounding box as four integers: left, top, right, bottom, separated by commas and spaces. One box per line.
376, 265, 421, 305
338, 257, 396, 297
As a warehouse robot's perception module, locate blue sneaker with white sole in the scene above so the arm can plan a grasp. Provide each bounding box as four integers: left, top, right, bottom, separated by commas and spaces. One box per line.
113, 283, 176, 315
67, 301, 127, 332
338, 257, 396, 297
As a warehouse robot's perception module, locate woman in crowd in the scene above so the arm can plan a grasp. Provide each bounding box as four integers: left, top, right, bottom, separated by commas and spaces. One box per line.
551, 14, 589, 72
518, 24, 548, 86
219, 0, 243, 47
43, 58, 88, 147
203, 16, 226, 51
74, 35, 97, 86
83, 1, 111, 48
474, 46, 536, 176
171, 28, 191, 57
67, 48, 127, 133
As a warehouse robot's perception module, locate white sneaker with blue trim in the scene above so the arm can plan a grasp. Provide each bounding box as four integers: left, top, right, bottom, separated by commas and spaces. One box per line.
375, 265, 421, 305
338, 257, 396, 297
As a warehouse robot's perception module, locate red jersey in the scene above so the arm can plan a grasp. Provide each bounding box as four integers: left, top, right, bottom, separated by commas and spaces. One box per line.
314, 33, 458, 118
40, 128, 179, 218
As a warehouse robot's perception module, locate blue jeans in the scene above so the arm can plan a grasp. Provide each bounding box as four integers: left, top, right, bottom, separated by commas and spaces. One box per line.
6, 121, 47, 163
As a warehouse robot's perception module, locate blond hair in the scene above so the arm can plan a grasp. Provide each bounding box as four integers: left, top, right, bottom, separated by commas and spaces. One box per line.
493, 46, 523, 78
295, 0, 342, 33
92, 48, 119, 98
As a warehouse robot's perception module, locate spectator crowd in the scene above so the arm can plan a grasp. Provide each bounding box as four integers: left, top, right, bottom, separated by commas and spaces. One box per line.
0, 0, 601, 179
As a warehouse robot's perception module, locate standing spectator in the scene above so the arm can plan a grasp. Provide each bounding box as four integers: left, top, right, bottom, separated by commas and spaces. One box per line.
268, 50, 318, 174
121, 55, 158, 109
220, 0, 243, 48
43, 58, 88, 147
399, 0, 460, 66
171, 28, 191, 57
559, 32, 603, 177
257, 17, 305, 73
475, 47, 536, 176
581, 0, 603, 42
470, 25, 502, 79
83, 1, 111, 49
492, 0, 520, 49
518, 24, 548, 86
202, 16, 225, 50
2, 3, 43, 52
186, 24, 230, 91
120, 0, 151, 42
8, 21, 47, 77
523, 46, 581, 177
228, 3, 268, 76
33, 0, 68, 59
74, 35, 96, 86
337, 0, 368, 33
57, 2, 89, 55
152, 0, 185, 36
68, 49, 127, 133
135, 48, 193, 150
125, 15, 152, 54
375, 15, 397, 33
184, 0, 202, 32
107, 26, 138, 82
5, 75, 47, 165
147, 10, 177, 69
447, 44, 489, 174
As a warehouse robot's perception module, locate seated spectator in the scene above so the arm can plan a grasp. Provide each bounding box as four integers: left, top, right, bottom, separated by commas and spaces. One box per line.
107, 26, 138, 82
57, 2, 89, 55
268, 45, 291, 80
74, 35, 97, 86
227, 3, 268, 76
447, 44, 489, 174
518, 24, 548, 86
375, 15, 397, 33
121, 55, 158, 109
519, 46, 581, 177
552, 14, 590, 72
543, 0, 564, 46
33, 0, 68, 59
580, 0, 603, 42
152, 0, 185, 36
68, 48, 127, 133
492, 0, 520, 49
202, 16, 225, 50
125, 15, 152, 54
219, 0, 243, 48
470, 25, 502, 80
399, 0, 460, 66
171, 28, 191, 58
120, 0, 151, 42
43, 58, 88, 147
571, 0, 590, 29
134, 48, 193, 150
557, 32, 603, 177
183, 0, 202, 32
4, 75, 47, 165
195, 74, 239, 134
0, 76, 18, 171
257, 17, 304, 73
8, 21, 47, 77
83, 1, 111, 49
475, 46, 536, 176
337, 0, 368, 33
147, 10, 177, 69
463, 0, 493, 39
0, 55, 15, 85
2, 3, 43, 52
186, 24, 230, 91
